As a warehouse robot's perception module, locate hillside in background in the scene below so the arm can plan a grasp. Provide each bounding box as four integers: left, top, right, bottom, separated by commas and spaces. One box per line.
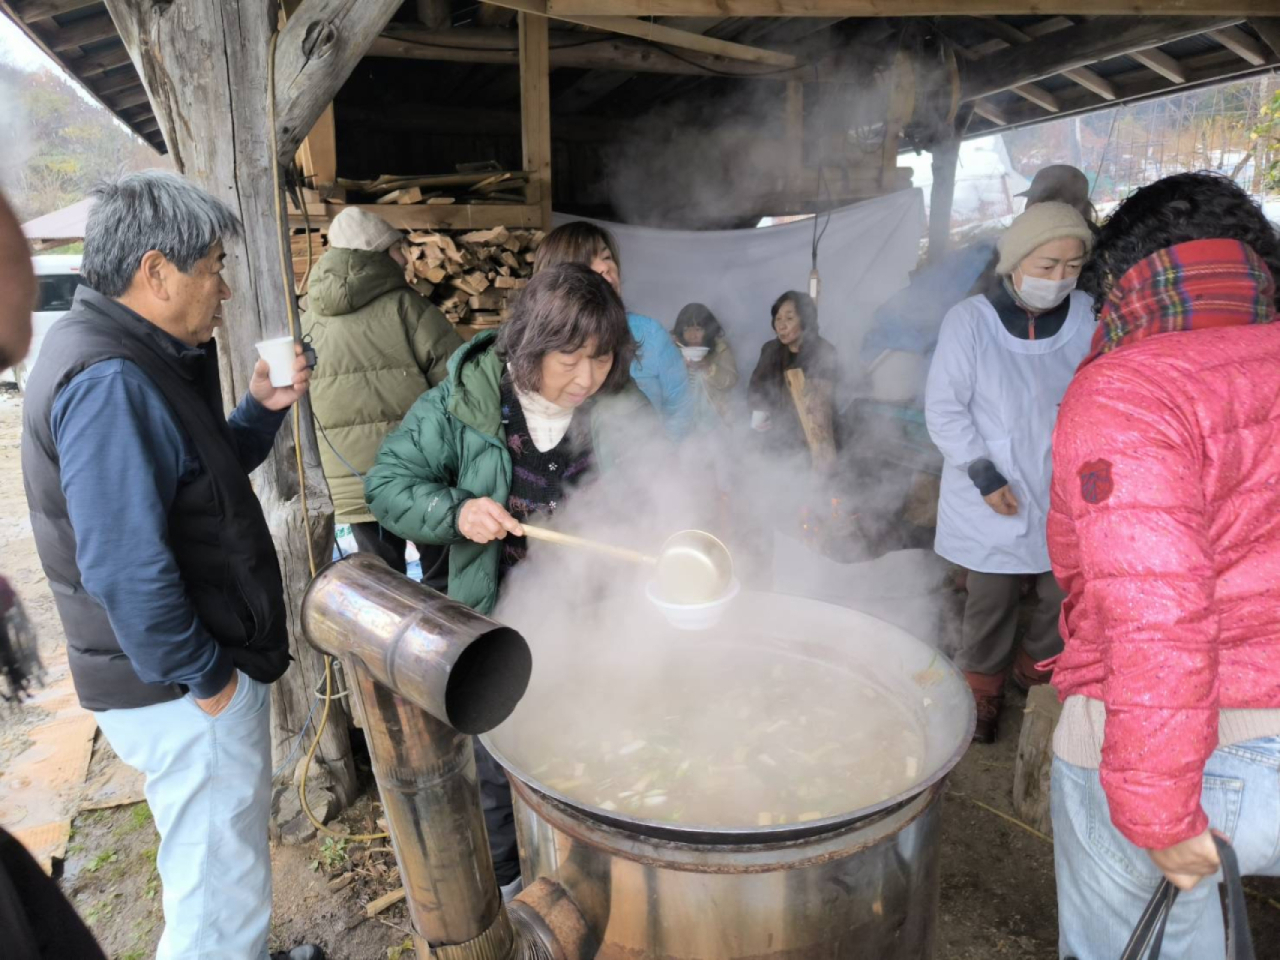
0, 58, 161, 224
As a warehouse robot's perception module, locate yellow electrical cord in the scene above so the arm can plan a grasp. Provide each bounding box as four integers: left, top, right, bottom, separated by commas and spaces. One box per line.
267, 27, 387, 844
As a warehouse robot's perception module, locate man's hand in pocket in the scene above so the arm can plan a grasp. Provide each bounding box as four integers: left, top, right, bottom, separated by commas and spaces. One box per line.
195, 672, 239, 717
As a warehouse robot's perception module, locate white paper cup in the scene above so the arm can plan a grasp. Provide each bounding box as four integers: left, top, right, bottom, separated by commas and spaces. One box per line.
255, 336, 297, 388
751, 410, 769, 430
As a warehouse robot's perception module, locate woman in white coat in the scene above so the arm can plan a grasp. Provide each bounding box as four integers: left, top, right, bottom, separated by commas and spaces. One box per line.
926, 203, 1095, 743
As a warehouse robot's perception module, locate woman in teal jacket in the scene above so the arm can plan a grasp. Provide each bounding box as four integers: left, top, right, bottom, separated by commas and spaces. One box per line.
533, 221, 696, 440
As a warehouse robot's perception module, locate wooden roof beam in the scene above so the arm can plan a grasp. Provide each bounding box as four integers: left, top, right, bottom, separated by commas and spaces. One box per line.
972, 100, 1008, 127
542, 1, 1280, 15
480, 0, 797, 67
107, 84, 151, 110
10, 0, 98, 21
932, 24, 1061, 117
270, 0, 404, 165
982, 46, 1277, 133
371, 25, 808, 78
968, 17, 1116, 101
1128, 47, 1188, 84
961, 15, 1245, 102
1207, 25, 1269, 66
1252, 19, 1280, 58
45, 12, 117, 51
416, 0, 450, 29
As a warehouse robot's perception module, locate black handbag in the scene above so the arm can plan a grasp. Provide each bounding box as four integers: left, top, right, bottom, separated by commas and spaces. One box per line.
1114, 836, 1255, 960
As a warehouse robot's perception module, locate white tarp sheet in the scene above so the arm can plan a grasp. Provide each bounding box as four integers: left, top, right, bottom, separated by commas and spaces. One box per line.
555, 189, 926, 389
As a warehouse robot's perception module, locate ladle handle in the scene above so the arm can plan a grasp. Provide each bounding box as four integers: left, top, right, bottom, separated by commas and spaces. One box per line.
521, 525, 656, 566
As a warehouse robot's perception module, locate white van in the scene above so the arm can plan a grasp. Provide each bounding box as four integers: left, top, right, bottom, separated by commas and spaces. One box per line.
8, 255, 83, 392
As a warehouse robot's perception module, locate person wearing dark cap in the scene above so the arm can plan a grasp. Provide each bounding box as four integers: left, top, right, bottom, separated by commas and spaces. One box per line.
1018, 164, 1098, 228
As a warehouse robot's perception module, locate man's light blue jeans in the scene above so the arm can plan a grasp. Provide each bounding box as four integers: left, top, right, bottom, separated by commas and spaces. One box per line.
96, 671, 273, 960
1052, 737, 1280, 960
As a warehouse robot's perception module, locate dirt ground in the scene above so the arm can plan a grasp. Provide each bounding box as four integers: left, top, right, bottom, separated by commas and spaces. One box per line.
3, 385, 1280, 959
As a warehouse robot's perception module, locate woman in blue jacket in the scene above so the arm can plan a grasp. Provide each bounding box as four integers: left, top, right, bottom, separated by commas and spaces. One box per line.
534, 222, 695, 440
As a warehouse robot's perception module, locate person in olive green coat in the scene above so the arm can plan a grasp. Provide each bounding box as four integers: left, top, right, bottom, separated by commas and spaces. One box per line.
306, 207, 462, 585
365, 263, 661, 896
365, 263, 660, 616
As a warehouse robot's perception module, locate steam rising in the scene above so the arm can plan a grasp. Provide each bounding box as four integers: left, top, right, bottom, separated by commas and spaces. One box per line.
486, 412, 955, 825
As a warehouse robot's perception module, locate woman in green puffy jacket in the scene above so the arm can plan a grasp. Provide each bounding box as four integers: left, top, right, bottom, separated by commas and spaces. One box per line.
365, 262, 660, 616
364, 262, 661, 895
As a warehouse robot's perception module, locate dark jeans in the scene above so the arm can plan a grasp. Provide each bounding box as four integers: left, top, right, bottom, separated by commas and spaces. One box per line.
349, 522, 448, 593
474, 739, 520, 885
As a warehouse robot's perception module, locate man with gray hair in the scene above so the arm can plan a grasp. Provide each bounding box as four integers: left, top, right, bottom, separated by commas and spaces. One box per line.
21, 170, 322, 960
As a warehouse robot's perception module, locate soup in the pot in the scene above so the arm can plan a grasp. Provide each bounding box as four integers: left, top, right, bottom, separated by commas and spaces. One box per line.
500, 642, 929, 829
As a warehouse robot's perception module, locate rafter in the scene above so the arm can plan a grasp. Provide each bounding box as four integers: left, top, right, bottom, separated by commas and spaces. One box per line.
962, 15, 1244, 102
967, 17, 1116, 101
542, 0, 1280, 14
1128, 48, 1188, 84
481, 0, 797, 67
1207, 25, 1269, 66
44, 11, 117, 51
370, 24, 808, 79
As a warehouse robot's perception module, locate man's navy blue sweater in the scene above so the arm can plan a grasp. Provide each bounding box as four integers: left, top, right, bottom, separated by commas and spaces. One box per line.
50, 342, 285, 699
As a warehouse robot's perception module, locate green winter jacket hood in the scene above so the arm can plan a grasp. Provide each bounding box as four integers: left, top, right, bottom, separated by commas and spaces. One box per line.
364, 332, 661, 614
304, 247, 462, 523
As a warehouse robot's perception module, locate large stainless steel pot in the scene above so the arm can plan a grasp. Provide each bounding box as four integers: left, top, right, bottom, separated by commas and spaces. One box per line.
483, 593, 974, 959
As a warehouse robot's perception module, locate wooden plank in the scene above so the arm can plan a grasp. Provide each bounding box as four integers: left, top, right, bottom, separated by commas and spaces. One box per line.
962, 15, 1245, 102
62, 42, 132, 77
543, 0, 1277, 13
1207, 25, 1269, 66
371, 25, 808, 78
1252, 19, 1280, 59
1012, 684, 1062, 839
520, 12, 553, 229
484, 0, 797, 67
376, 187, 424, 204
289, 203, 543, 231
45, 11, 117, 50
270, 0, 402, 165
1129, 47, 1188, 83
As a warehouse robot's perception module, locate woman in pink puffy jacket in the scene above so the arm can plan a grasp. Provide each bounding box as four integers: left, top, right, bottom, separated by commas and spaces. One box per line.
1047, 172, 1280, 959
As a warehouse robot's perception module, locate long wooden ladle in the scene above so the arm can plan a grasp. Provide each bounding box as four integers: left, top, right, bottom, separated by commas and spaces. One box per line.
521, 525, 734, 604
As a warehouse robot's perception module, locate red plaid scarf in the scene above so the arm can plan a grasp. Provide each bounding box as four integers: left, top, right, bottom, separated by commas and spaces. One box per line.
1083, 238, 1277, 366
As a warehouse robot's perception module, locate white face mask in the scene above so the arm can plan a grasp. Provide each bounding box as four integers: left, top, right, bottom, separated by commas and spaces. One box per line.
1015, 274, 1077, 311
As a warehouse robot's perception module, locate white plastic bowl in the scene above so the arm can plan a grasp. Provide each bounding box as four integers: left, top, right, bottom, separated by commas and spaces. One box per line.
680, 345, 711, 362
646, 578, 741, 631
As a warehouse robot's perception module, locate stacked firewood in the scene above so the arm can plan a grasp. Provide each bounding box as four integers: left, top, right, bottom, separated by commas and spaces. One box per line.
399, 226, 543, 329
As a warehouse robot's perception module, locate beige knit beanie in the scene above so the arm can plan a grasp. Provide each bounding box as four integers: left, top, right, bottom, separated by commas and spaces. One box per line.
996, 201, 1093, 275
327, 207, 403, 252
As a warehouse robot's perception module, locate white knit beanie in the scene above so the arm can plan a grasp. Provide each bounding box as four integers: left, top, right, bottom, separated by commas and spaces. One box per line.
327, 207, 403, 252
996, 201, 1094, 275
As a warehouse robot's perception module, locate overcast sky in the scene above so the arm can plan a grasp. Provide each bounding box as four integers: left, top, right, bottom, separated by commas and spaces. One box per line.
0, 16, 53, 73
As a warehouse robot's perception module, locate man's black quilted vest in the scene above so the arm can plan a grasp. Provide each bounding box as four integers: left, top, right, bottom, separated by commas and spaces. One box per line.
21, 288, 290, 710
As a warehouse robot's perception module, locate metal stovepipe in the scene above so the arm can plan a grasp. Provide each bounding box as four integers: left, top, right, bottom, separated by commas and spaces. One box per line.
302, 555, 562, 960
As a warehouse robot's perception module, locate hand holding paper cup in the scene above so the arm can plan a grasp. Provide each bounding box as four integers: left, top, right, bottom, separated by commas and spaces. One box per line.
256, 336, 297, 388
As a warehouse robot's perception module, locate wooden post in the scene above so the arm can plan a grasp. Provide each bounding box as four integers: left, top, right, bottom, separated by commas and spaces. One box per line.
295, 104, 341, 200
103, 0, 403, 812
882, 50, 916, 193
519, 11, 553, 229
928, 136, 960, 263
785, 80, 804, 191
